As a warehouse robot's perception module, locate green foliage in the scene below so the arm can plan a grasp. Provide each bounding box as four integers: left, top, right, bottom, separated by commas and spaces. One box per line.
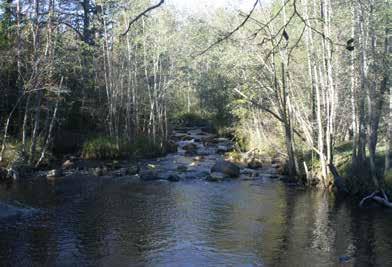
82, 137, 120, 160
127, 136, 165, 158
173, 112, 210, 127
82, 135, 166, 160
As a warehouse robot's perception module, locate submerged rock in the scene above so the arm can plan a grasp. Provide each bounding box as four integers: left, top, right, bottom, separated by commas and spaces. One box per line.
91, 166, 108, 177
211, 160, 240, 178
168, 174, 180, 182
207, 172, 228, 182
0, 202, 38, 219
139, 170, 161, 181
127, 165, 139, 175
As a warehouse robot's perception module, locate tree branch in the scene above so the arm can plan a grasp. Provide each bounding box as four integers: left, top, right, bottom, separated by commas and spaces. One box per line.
121, 0, 165, 36
195, 0, 259, 57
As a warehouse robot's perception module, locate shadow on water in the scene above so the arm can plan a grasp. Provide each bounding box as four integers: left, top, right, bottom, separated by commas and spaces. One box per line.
1, 177, 392, 266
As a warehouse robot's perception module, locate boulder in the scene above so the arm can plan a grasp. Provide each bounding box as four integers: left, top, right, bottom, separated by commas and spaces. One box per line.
47, 169, 63, 178
62, 160, 75, 170
211, 160, 240, 178
127, 165, 139, 175
91, 166, 107, 177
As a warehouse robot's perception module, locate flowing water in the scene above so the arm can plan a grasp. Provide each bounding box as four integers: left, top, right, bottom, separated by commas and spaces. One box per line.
1, 129, 392, 266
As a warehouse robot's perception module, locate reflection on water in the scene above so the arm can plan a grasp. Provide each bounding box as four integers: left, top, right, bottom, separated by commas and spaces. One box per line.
0, 177, 392, 266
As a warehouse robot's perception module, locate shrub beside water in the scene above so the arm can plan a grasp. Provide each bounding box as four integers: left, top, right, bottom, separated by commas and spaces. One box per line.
82, 136, 167, 160
82, 137, 120, 160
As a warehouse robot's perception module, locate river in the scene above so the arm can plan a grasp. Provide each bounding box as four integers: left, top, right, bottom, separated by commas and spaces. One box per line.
0, 128, 392, 266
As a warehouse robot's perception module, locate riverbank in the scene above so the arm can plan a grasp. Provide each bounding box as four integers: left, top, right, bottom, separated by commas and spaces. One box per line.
0, 126, 285, 185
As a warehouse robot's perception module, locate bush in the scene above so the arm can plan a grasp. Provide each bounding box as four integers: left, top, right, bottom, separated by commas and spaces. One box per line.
82, 136, 120, 160
82, 135, 168, 160
173, 112, 210, 127
128, 136, 165, 158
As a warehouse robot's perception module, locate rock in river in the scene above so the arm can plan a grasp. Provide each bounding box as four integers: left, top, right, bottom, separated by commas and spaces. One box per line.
211, 160, 240, 178
47, 169, 63, 179
207, 172, 228, 182
139, 170, 161, 181
62, 159, 75, 170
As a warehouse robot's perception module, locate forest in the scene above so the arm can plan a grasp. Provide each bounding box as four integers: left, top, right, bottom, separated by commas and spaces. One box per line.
0, 0, 390, 197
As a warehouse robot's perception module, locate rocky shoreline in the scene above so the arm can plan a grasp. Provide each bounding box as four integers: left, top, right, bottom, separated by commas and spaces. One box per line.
0, 127, 286, 183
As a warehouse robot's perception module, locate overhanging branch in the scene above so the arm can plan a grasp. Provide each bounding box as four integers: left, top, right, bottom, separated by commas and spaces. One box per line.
121, 0, 165, 36
194, 0, 259, 57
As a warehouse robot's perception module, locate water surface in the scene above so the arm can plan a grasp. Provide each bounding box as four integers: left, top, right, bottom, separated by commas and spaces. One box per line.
1, 176, 392, 266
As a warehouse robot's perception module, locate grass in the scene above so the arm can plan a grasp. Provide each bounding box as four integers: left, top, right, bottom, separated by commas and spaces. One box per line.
301, 141, 389, 194
81, 135, 167, 160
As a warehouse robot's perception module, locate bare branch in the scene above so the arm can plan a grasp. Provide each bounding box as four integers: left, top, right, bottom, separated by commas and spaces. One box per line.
121, 0, 165, 36
195, 0, 259, 57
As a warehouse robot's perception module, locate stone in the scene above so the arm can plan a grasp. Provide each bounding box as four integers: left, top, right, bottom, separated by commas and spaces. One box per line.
62, 160, 75, 170
207, 172, 227, 182
193, 156, 205, 162
47, 169, 63, 178
127, 165, 139, 175
139, 170, 161, 181
211, 160, 240, 178
92, 167, 107, 177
